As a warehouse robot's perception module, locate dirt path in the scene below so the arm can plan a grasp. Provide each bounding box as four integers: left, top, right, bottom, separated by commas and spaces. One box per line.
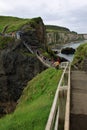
70, 71, 87, 130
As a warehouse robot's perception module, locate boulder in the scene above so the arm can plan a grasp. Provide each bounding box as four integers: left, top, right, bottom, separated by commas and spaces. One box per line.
61, 47, 75, 54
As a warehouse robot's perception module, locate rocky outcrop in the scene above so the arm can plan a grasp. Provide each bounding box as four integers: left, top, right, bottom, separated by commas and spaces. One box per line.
61, 47, 75, 54
0, 17, 47, 117
20, 17, 46, 49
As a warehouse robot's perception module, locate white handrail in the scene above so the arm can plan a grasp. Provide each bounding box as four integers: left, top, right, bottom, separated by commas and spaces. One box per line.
23, 42, 34, 54
45, 62, 69, 130
36, 52, 51, 68
64, 65, 71, 130
54, 107, 59, 130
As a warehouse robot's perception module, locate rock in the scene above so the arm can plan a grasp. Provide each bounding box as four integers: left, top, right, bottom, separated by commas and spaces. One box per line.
0, 17, 47, 116
21, 17, 46, 49
61, 47, 75, 54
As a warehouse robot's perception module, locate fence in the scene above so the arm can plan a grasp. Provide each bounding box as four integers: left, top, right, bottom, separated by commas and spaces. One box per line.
45, 62, 70, 130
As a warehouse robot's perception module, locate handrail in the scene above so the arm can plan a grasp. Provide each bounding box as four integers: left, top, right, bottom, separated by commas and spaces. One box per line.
23, 41, 54, 68
45, 62, 70, 130
64, 65, 71, 130
36, 52, 52, 68
54, 106, 59, 130
23, 41, 34, 54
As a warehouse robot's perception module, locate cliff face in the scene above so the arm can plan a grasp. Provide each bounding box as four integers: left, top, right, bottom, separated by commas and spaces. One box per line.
46, 25, 84, 47
0, 17, 47, 116
20, 17, 46, 49
47, 32, 84, 46
83, 34, 87, 40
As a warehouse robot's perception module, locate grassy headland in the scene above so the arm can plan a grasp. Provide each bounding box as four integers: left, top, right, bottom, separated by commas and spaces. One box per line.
0, 68, 62, 130
0, 16, 42, 33
45, 25, 70, 33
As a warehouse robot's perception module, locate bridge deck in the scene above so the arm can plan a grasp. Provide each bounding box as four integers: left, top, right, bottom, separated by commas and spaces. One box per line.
70, 71, 87, 130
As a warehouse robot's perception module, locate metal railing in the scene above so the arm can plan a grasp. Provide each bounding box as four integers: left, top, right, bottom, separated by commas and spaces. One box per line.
23, 41, 34, 54
45, 62, 70, 130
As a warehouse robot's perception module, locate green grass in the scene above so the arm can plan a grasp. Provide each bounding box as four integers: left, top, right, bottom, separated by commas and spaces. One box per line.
0, 68, 62, 130
45, 25, 70, 33
0, 16, 42, 33
72, 42, 87, 69
0, 36, 15, 49
0, 16, 29, 32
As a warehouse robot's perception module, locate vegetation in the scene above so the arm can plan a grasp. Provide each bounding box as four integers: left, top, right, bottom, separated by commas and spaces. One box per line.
0, 16, 42, 33
72, 43, 87, 69
0, 16, 29, 32
0, 36, 15, 49
45, 45, 57, 60
0, 68, 62, 130
46, 25, 70, 32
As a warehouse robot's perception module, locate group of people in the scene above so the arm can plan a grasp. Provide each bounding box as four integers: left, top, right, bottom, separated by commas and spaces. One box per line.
37, 50, 61, 69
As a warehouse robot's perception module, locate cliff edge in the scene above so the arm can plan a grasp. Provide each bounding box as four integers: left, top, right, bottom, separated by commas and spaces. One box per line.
0, 17, 47, 116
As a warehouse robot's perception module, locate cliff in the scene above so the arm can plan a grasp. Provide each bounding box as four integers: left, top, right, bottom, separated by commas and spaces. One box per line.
46, 25, 84, 47
0, 16, 47, 116
0, 68, 62, 130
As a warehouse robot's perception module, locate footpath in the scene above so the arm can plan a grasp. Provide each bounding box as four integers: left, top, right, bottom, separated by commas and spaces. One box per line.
70, 71, 87, 130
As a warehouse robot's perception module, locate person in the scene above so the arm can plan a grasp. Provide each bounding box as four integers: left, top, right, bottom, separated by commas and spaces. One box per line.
57, 57, 60, 63
54, 61, 60, 69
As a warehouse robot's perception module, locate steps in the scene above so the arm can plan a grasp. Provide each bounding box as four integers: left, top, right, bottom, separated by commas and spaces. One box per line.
70, 71, 87, 130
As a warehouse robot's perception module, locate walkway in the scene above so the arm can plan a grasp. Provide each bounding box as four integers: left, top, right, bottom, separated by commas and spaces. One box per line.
23, 40, 87, 129
45, 66, 87, 130
70, 71, 87, 130
23, 41, 57, 68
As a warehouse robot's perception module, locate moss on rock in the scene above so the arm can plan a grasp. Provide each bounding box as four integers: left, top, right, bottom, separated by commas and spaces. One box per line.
0, 37, 15, 49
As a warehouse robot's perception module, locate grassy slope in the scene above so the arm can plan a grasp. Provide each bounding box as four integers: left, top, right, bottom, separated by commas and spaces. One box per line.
0, 16, 42, 33
45, 25, 70, 33
0, 16, 43, 49
0, 16, 30, 32
72, 43, 87, 68
0, 68, 62, 130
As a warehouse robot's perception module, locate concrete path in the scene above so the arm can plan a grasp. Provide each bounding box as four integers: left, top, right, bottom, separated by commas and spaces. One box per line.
70, 71, 87, 130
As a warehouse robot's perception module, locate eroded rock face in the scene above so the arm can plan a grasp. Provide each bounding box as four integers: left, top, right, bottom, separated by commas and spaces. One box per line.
21, 17, 46, 49
0, 41, 47, 116
0, 18, 47, 117
46, 31, 84, 46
